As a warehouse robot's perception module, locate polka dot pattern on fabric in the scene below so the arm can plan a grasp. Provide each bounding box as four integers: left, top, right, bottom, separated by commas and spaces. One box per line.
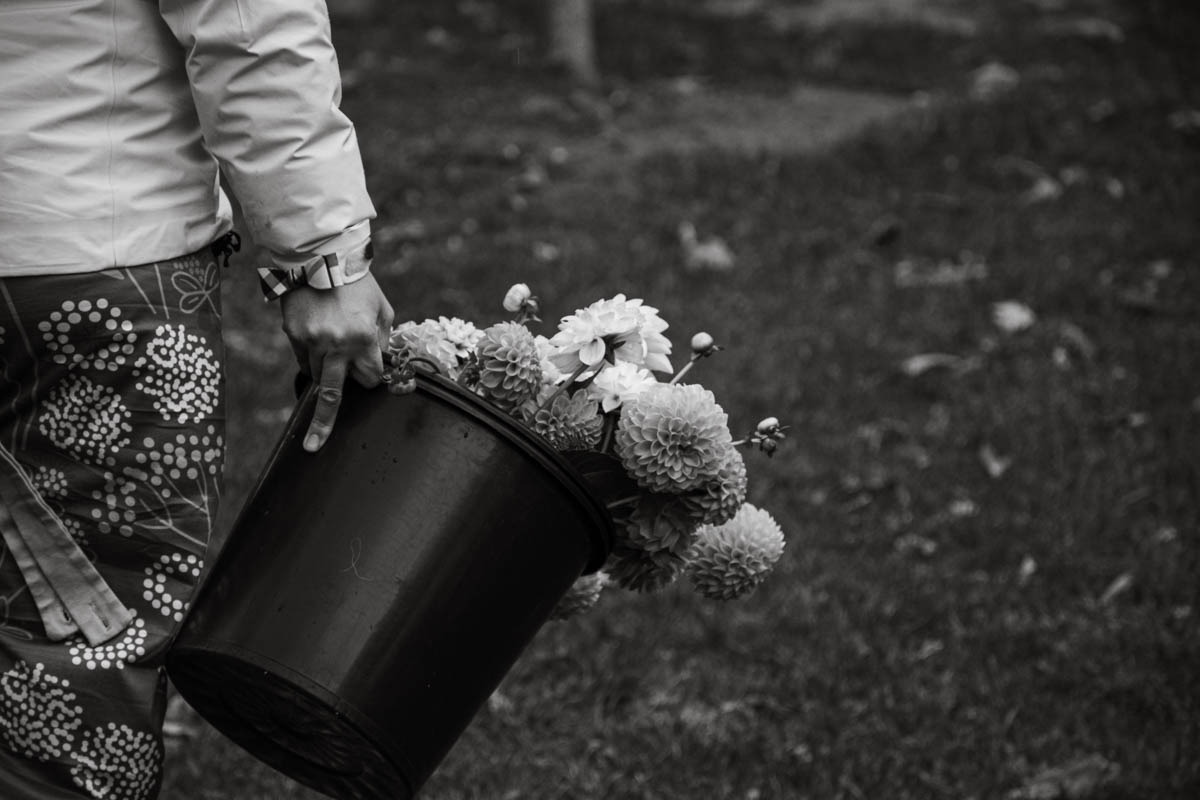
90, 470, 140, 537
133, 324, 220, 424
68, 618, 149, 671
142, 552, 203, 622
0, 662, 84, 762
70, 722, 161, 800
32, 465, 69, 499
132, 426, 224, 500
37, 298, 137, 370
37, 374, 132, 463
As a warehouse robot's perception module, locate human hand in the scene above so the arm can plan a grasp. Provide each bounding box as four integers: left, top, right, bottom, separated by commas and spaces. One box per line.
279, 273, 394, 452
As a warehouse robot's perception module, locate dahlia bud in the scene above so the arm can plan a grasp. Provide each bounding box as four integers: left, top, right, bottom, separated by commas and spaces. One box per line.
756, 417, 780, 436
502, 283, 532, 313
691, 331, 716, 356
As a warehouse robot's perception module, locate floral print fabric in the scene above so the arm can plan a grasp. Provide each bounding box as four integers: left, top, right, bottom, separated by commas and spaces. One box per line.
0, 252, 224, 799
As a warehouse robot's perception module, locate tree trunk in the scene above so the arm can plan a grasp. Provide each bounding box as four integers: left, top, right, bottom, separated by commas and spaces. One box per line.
547, 0, 600, 86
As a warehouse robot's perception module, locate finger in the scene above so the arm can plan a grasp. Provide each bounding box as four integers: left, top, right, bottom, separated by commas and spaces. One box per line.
304, 357, 347, 453
349, 342, 386, 389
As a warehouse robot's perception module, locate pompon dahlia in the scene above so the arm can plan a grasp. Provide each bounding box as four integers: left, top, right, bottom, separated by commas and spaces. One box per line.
389, 320, 461, 376
618, 491, 703, 555
679, 446, 748, 527
614, 383, 733, 493
586, 360, 658, 413
548, 294, 673, 375
607, 543, 687, 593
549, 572, 610, 620
534, 335, 565, 387
686, 503, 785, 600
475, 321, 542, 413
523, 388, 603, 451
437, 316, 484, 359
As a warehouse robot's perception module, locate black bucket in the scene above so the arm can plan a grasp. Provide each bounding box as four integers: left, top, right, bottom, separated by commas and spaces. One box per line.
167, 374, 613, 799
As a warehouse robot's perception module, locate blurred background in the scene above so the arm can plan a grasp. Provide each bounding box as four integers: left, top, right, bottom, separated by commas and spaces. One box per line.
162, 0, 1199, 797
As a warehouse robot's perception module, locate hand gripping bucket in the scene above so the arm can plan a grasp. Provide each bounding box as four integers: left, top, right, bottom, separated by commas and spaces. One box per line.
166, 374, 613, 799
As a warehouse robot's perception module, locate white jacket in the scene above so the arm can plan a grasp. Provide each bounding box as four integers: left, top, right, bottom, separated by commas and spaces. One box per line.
0, 0, 375, 275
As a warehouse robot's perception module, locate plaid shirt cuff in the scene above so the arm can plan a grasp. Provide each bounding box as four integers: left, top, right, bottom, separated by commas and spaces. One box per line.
257, 239, 374, 301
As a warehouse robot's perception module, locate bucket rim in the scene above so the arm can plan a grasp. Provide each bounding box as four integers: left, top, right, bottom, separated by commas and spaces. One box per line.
398, 372, 614, 573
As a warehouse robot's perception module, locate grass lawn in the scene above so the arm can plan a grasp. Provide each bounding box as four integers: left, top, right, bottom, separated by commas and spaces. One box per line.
162, 1, 1199, 797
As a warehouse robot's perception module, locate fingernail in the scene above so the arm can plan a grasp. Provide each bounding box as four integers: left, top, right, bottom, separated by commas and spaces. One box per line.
304, 434, 320, 452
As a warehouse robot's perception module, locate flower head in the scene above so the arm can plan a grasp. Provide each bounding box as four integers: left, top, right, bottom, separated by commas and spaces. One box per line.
691, 331, 717, 356
549, 572, 610, 620
686, 503, 785, 600
503, 283, 532, 313
475, 321, 542, 413
586, 360, 658, 413
534, 335, 565, 386
523, 387, 603, 451
680, 446, 748, 527
617, 491, 703, 555
614, 383, 733, 493
437, 316, 484, 359
548, 294, 673, 375
607, 543, 687, 593
389, 320, 460, 376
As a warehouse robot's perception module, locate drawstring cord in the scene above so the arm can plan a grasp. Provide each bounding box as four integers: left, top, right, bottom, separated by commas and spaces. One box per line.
211, 231, 242, 268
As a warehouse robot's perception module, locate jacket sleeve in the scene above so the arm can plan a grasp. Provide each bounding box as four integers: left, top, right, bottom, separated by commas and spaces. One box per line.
158, 0, 375, 271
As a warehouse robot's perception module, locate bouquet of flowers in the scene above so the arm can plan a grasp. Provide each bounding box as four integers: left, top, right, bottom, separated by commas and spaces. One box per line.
383, 284, 787, 619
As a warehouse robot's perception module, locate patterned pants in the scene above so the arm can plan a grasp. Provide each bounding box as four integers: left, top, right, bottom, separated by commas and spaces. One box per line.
0, 251, 224, 799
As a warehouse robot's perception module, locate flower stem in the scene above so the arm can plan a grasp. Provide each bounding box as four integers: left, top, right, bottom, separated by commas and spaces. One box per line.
599, 413, 618, 454
539, 361, 597, 411
669, 355, 700, 385
605, 495, 641, 510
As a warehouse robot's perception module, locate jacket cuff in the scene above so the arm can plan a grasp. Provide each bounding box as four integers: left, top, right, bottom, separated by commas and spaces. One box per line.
257, 224, 373, 301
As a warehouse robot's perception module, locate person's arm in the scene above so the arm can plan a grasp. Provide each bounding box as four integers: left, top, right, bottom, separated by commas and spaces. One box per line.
159, 0, 393, 452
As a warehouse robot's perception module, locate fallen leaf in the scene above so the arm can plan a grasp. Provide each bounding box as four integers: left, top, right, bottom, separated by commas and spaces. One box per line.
1008, 754, 1120, 799
895, 254, 988, 287
1148, 259, 1173, 281
1099, 572, 1134, 606
970, 61, 1020, 101
979, 443, 1013, 478
948, 498, 978, 518
993, 301, 1037, 333
1017, 555, 1037, 586
1153, 526, 1178, 544
895, 533, 938, 557
1022, 175, 1063, 204
1057, 322, 1097, 361
914, 639, 944, 661
900, 353, 965, 377
532, 241, 561, 262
